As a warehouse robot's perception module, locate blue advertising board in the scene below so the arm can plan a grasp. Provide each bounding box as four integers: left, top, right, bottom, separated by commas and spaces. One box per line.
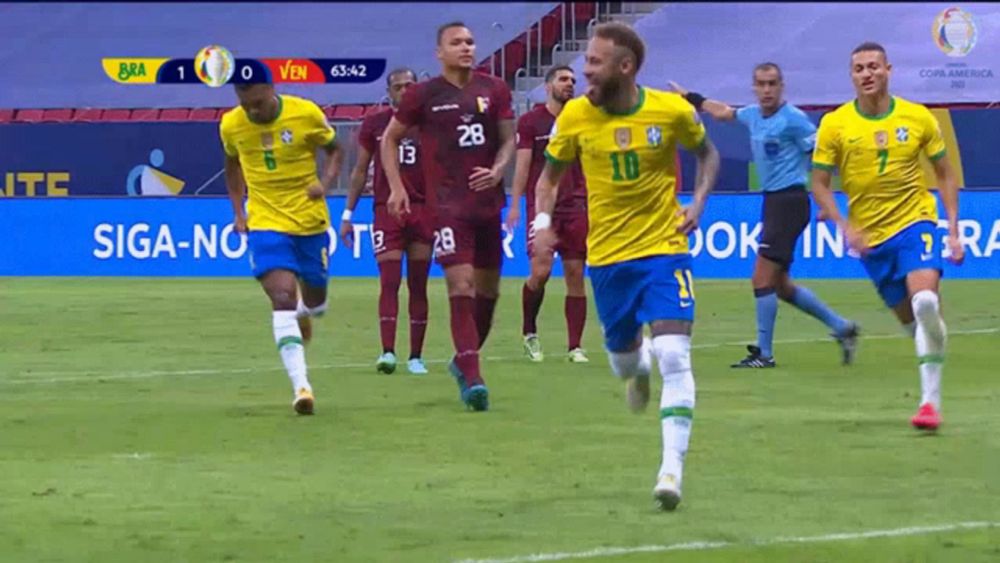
2, 193, 997, 279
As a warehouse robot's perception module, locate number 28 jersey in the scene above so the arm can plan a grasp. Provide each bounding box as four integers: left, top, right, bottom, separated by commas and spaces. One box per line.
394, 73, 514, 217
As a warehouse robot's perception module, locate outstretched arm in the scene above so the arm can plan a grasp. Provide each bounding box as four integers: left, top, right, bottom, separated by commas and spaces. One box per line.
668, 81, 737, 122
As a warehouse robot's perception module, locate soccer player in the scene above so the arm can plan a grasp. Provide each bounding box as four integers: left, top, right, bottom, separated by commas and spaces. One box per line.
381, 22, 516, 412
669, 64, 859, 369
810, 42, 963, 431
507, 65, 589, 364
341, 67, 432, 376
533, 23, 720, 510
221, 83, 342, 415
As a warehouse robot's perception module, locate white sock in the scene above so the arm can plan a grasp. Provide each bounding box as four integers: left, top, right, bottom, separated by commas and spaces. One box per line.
651, 334, 695, 485
273, 310, 310, 393
607, 337, 652, 379
911, 291, 946, 409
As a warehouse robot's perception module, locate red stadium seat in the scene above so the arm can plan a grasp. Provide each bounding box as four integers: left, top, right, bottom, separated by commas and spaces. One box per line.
189, 108, 218, 121
129, 108, 161, 121
574, 2, 596, 23
42, 109, 73, 122
72, 108, 103, 122
331, 105, 365, 121
158, 108, 191, 121
502, 39, 527, 80
540, 13, 560, 49
322, 106, 337, 120
101, 109, 132, 121
0, 109, 13, 123
14, 109, 44, 123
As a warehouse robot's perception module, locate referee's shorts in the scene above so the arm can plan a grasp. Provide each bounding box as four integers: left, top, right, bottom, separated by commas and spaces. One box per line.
758, 185, 810, 269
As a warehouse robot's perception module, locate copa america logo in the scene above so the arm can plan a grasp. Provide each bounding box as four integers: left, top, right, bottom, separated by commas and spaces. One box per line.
932, 7, 977, 58
194, 45, 236, 87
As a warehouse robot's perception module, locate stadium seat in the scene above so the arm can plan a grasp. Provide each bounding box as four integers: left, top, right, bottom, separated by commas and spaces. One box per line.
574, 2, 596, 23
14, 109, 44, 123
129, 108, 160, 121
331, 105, 365, 121
322, 106, 337, 120
503, 39, 527, 80
188, 108, 218, 121
0, 109, 13, 123
158, 108, 191, 121
42, 109, 73, 122
71, 108, 103, 122
540, 13, 561, 49
101, 109, 132, 121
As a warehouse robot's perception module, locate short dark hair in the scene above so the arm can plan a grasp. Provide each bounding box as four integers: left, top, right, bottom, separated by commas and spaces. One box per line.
234, 82, 270, 93
437, 21, 467, 45
852, 41, 887, 58
593, 22, 645, 72
752, 62, 783, 82
545, 65, 573, 83
386, 67, 417, 86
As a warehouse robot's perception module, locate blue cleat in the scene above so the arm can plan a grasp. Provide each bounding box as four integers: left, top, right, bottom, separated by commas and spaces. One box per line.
449, 358, 489, 412
407, 357, 428, 375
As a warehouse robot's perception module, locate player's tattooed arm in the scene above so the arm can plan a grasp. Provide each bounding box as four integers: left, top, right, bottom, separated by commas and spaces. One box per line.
380, 117, 411, 219
668, 81, 736, 121
931, 155, 964, 265
679, 137, 720, 234
224, 155, 248, 233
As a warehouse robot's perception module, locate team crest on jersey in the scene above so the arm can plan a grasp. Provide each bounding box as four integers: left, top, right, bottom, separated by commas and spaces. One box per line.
646, 126, 662, 147
615, 127, 631, 149
476, 96, 490, 113
260, 132, 274, 149
874, 130, 889, 149
460, 113, 474, 124
280, 129, 293, 145
895, 127, 909, 143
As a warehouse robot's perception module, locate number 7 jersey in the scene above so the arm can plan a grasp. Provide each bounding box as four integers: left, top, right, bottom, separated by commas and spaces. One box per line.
545, 87, 706, 267
812, 96, 947, 247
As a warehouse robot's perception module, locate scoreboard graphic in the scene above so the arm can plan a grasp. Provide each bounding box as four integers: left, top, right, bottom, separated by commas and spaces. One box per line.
103, 45, 386, 86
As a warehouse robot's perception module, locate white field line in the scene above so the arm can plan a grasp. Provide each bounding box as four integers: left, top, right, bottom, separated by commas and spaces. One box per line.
454, 521, 999, 563
2, 328, 996, 386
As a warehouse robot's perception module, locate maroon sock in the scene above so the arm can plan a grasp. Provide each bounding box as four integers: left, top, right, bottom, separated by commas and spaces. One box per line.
475, 294, 498, 349
565, 295, 587, 350
449, 296, 482, 386
377, 260, 402, 354
521, 283, 545, 335
406, 260, 430, 359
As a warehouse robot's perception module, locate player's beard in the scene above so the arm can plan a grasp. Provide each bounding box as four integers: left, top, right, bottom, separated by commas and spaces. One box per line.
587, 75, 623, 108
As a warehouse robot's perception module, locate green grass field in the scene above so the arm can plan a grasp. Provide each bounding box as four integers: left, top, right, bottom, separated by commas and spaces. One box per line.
1, 277, 998, 563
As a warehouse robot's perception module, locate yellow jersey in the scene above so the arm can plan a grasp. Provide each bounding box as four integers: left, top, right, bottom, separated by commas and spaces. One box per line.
812, 96, 947, 246
220, 94, 336, 235
545, 87, 705, 267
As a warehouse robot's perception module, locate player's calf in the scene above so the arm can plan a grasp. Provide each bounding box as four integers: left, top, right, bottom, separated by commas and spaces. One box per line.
609, 337, 653, 413
911, 290, 947, 427
651, 333, 696, 509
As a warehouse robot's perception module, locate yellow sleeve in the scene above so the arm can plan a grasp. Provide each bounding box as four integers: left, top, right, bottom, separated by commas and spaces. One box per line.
921, 108, 947, 161
219, 118, 238, 157
305, 101, 337, 148
673, 102, 706, 151
544, 102, 578, 163
811, 114, 839, 171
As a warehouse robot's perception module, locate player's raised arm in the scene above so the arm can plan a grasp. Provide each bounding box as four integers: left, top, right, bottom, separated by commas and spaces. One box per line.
668, 81, 736, 122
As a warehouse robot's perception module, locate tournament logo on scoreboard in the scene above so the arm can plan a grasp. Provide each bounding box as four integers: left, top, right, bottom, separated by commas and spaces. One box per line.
194, 45, 236, 87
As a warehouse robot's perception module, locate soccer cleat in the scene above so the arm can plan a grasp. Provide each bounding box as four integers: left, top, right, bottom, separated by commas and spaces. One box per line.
653, 474, 682, 511
567, 347, 590, 363
449, 358, 490, 412
292, 388, 314, 415
731, 345, 776, 368
833, 322, 861, 366
523, 334, 544, 362
407, 357, 428, 375
297, 316, 313, 344
911, 403, 941, 431
625, 375, 650, 413
376, 352, 397, 374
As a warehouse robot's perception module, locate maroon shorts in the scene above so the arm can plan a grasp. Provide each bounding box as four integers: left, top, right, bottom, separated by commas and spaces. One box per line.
372, 204, 434, 256
527, 212, 588, 261
433, 211, 504, 269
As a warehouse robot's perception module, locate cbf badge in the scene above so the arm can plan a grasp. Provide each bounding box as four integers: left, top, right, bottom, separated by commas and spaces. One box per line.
646, 126, 662, 147
615, 127, 631, 149
896, 127, 909, 143
874, 130, 889, 149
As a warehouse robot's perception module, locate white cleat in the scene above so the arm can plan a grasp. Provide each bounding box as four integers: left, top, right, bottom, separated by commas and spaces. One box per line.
523, 334, 544, 362
625, 375, 650, 413
567, 347, 590, 363
292, 388, 315, 415
653, 474, 682, 511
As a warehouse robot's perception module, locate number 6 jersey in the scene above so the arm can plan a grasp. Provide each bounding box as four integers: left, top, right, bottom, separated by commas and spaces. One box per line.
394, 73, 514, 218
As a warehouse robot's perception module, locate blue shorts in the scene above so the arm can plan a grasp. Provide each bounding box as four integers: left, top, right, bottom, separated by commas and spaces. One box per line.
247, 230, 330, 288
861, 221, 943, 308
589, 254, 695, 352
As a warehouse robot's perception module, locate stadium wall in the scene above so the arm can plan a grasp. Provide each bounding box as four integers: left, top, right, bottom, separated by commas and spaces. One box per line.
2, 193, 998, 279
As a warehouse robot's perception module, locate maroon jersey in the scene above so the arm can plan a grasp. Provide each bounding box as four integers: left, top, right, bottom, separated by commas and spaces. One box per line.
517, 104, 587, 217
357, 108, 424, 207
395, 73, 514, 217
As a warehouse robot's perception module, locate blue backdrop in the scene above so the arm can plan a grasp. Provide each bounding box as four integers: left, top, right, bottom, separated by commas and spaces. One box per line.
2, 193, 997, 278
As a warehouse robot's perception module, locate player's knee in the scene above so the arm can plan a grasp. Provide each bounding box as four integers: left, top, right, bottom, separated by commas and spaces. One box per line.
911, 289, 939, 318
651, 334, 691, 376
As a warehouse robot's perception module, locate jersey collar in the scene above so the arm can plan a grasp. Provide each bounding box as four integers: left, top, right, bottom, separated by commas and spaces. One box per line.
853, 96, 895, 121
603, 85, 646, 116
248, 95, 284, 125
